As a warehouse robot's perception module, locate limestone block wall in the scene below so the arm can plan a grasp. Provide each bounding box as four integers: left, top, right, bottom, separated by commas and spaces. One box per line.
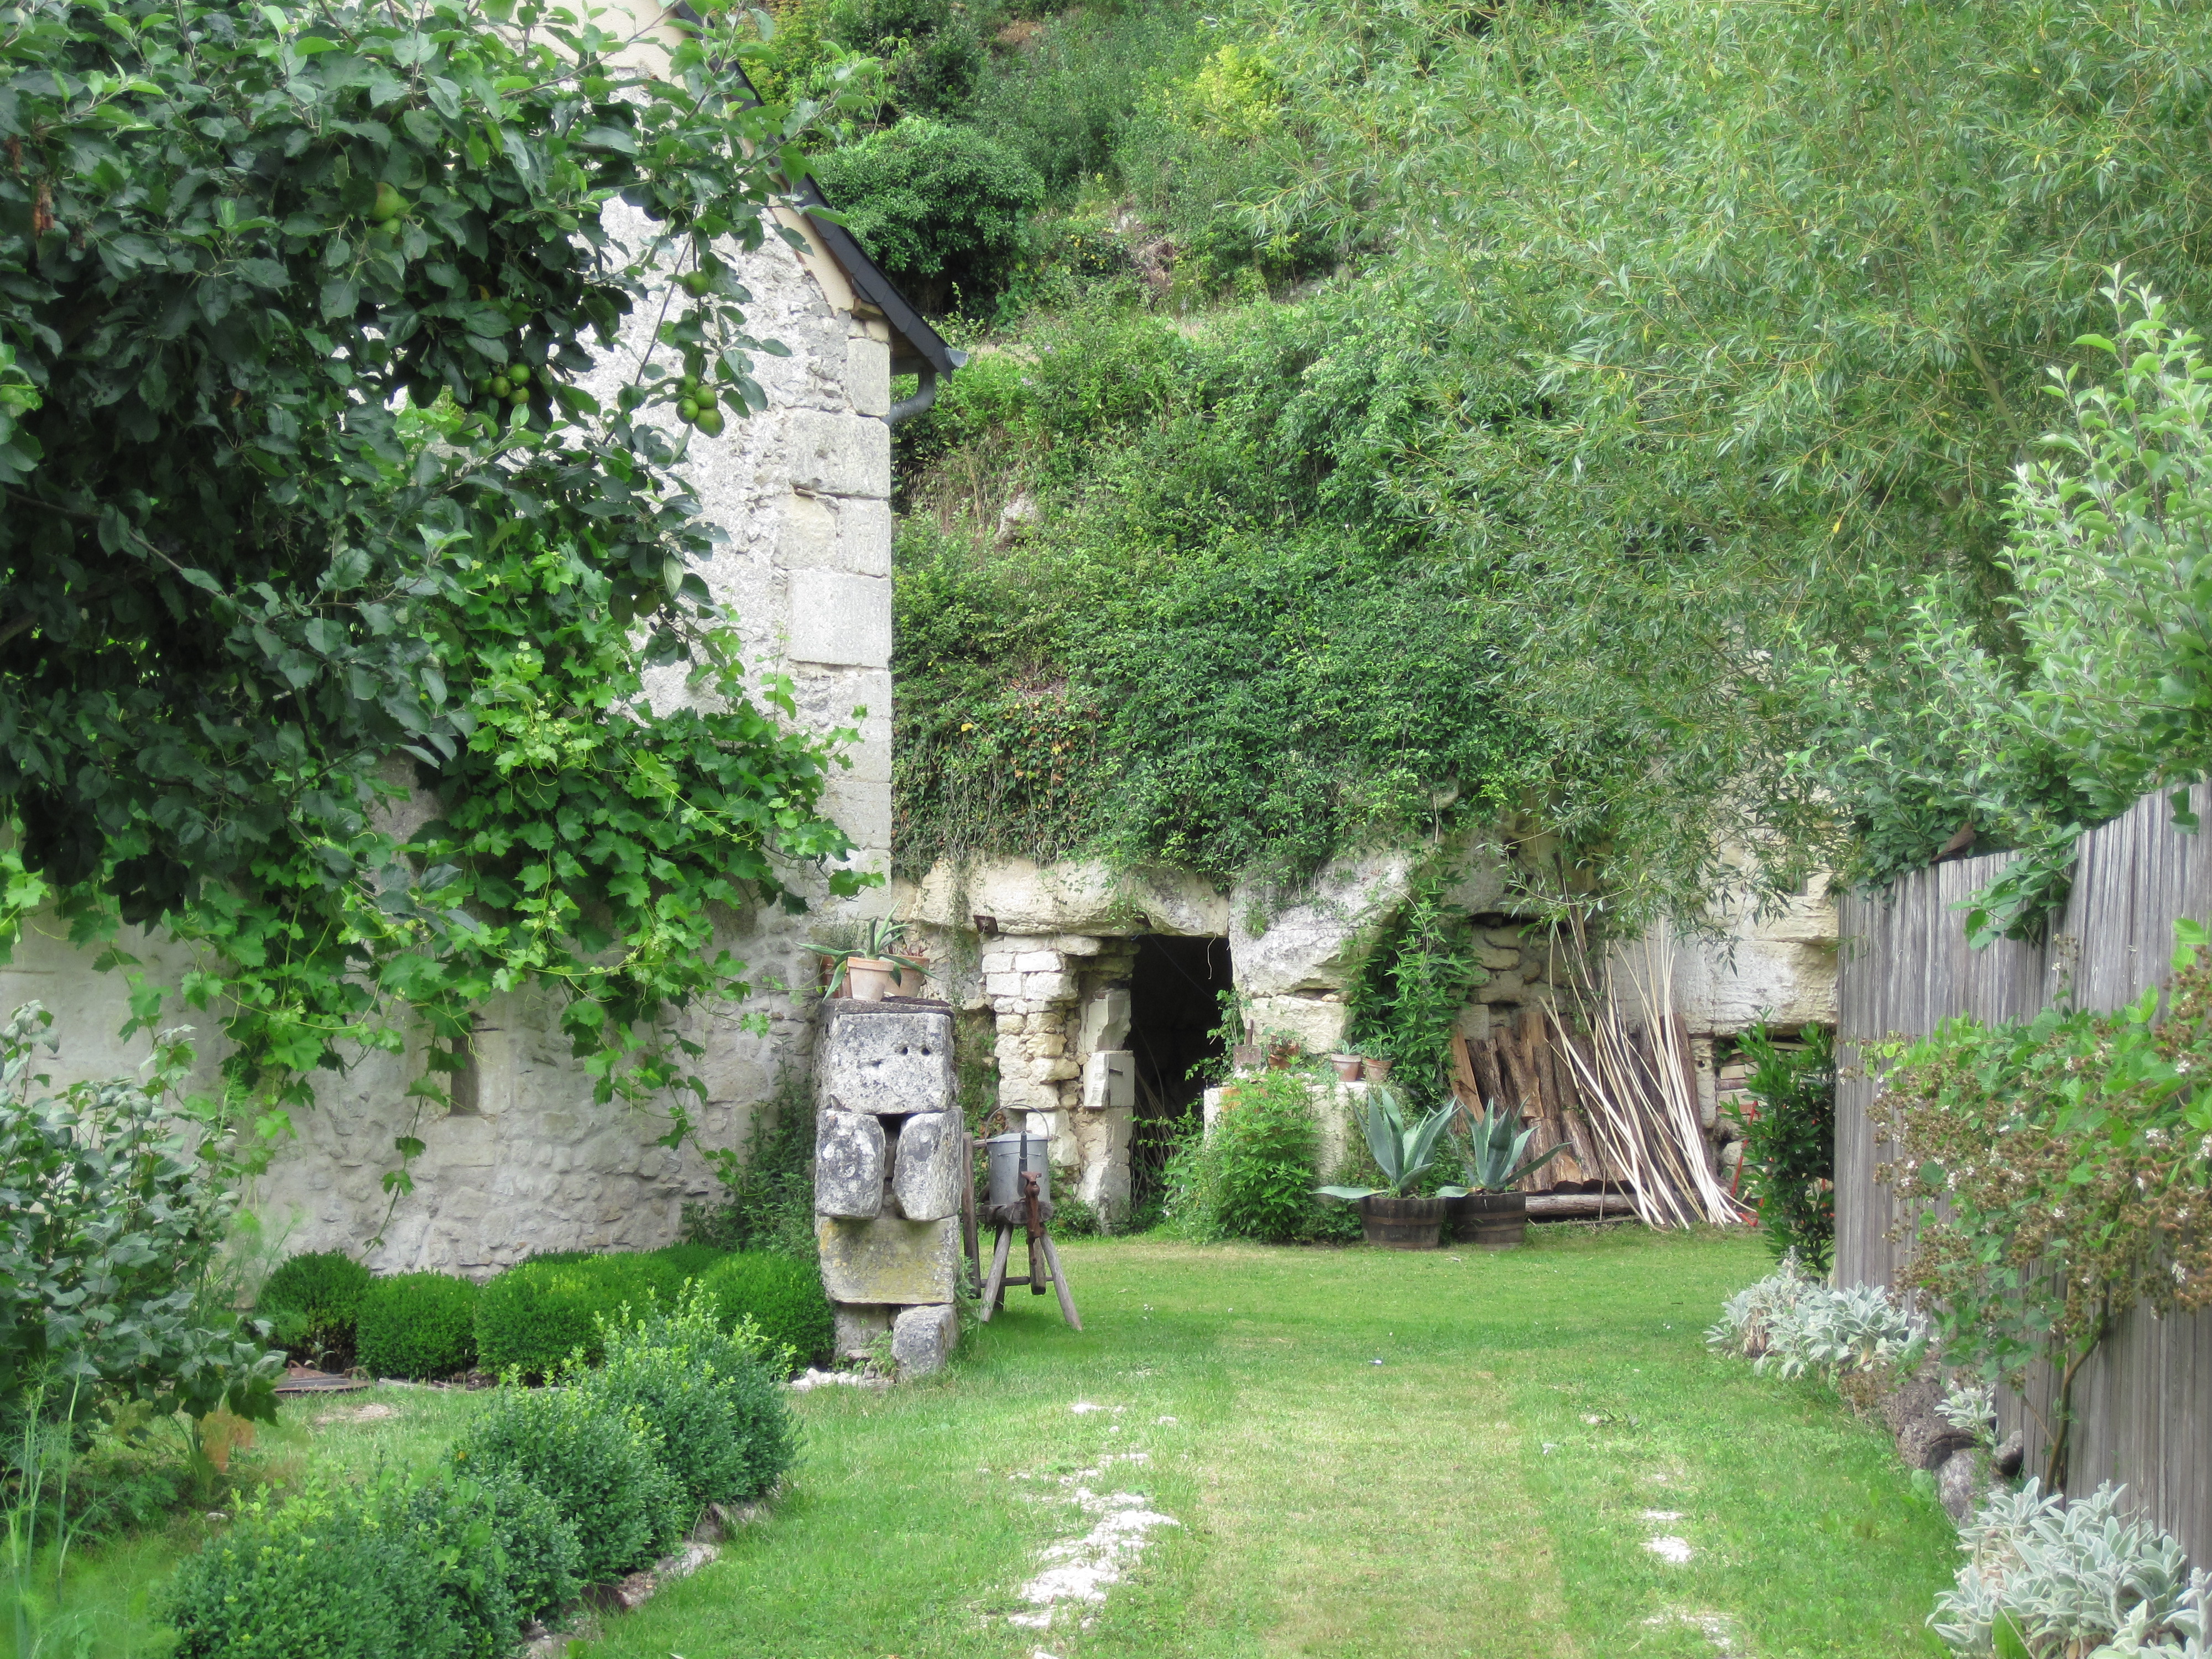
0, 207, 896, 1276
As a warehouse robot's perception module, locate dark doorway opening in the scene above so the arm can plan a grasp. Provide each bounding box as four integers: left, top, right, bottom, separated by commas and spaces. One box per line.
1124, 935, 1233, 1217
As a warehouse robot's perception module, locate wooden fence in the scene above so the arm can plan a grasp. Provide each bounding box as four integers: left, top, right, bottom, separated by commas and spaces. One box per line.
1837, 782, 2212, 1563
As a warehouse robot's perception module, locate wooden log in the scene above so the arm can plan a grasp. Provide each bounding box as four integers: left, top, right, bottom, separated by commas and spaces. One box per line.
1037, 1232, 1083, 1332
1466, 1036, 1505, 1112
1451, 1034, 1481, 1111
979, 1225, 1014, 1320
1526, 1193, 1641, 1219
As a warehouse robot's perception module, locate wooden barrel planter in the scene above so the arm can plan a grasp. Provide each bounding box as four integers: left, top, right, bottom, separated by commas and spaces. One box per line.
1358, 1194, 1446, 1250
1457, 1191, 1530, 1250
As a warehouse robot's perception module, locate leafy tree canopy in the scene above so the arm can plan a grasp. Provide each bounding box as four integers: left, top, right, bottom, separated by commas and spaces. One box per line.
0, 0, 873, 1169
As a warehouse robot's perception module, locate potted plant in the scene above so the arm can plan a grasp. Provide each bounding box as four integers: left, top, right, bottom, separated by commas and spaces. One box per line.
816, 917, 928, 1002
1449, 1100, 1568, 1249
1328, 1047, 1363, 1082
1360, 1047, 1394, 1083
1317, 1086, 1460, 1249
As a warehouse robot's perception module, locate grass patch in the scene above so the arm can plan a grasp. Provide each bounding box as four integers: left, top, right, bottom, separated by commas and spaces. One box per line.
581, 1228, 1954, 1658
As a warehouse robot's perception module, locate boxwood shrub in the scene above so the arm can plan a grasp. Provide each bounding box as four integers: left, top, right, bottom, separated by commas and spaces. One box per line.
257, 1250, 372, 1370
356, 1272, 482, 1380
474, 1249, 732, 1380
582, 1288, 797, 1518
166, 1470, 566, 1659
696, 1251, 833, 1376
452, 1382, 681, 1586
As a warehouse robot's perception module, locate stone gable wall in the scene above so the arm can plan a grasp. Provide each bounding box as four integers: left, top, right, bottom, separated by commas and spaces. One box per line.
0, 213, 895, 1277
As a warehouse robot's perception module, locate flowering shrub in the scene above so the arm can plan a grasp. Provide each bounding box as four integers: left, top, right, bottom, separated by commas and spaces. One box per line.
1869, 921, 2212, 1486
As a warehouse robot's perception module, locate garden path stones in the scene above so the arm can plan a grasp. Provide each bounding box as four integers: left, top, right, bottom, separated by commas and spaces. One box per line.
891, 1303, 958, 1378
814, 1109, 885, 1218
815, 1004, 953, 1115
891, 1110, 962, 1221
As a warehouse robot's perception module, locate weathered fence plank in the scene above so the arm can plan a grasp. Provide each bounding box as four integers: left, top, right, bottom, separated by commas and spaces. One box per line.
1837, 784, 2212, 1563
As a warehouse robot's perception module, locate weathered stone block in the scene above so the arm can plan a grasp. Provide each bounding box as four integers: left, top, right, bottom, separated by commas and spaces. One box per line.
814, 1109, 885, 1218
892, 1303, 958, 1378
833, 1302, 891, 1358
892, 1110, 963, 1222
782, 408, 891, 498
1014, 950, 1062, 973
816, 1215, 959, 1305
1035, 1057, 1080, 1083
836, 497, 893, 578
845, 336, 890, 418
1022, 970, 1076, 1000
985, 972, 1021, 998
787, 569, 890, 667
981, 951, 1016, 975
816, 1005, 954, 1116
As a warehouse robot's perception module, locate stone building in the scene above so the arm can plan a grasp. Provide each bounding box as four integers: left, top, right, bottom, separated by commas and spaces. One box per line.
0, 3, 959, 1276
0, 3, 1838, 1267
894, 846, 1839, 1224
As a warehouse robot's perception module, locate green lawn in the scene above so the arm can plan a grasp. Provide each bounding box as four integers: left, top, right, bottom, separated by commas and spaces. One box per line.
588, 1228, 1954, 1659
15, 1227, 1957, 1659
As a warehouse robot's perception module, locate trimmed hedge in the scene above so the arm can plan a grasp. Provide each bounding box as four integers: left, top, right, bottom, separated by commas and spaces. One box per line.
357, 1273, 482, 1380
696, 1253, 834, 1376
473, 1249, 727, 1381
257, 1250, 372, 1370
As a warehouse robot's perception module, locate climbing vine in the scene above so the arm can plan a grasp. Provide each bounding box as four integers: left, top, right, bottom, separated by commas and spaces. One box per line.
0, 1, 875, 1178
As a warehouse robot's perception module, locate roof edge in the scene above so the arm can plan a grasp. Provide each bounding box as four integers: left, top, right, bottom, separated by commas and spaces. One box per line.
666, 2, 962, 378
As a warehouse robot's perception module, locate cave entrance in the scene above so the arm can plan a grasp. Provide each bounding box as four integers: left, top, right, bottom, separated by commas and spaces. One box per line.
1124, 934, 1233, 1217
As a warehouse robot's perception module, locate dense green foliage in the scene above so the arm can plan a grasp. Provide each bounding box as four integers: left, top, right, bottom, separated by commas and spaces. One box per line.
578, 1288, 797, 1516
685, 1072, 820, 1261
355, 1272, 482, 1380
1344, 879, 1488, 1098
696, 1252, 834, 1375
0, 0, 870, 1183
1870, 923, 2212, 1487
256, 1250, 371, 1372
1729, 1025, 1838, 1274
0, 1005, 280, 1427
165, 1470, 571, 1659
471, 1248, 716, 1381
800, 0, 2212, 912
811, 118, 1043, 306
452, 1380, 682, 1586
1162, 1070, 1318, 1243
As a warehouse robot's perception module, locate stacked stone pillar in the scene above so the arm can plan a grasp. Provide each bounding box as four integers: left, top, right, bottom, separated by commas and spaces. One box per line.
812, 1001, 963, 1376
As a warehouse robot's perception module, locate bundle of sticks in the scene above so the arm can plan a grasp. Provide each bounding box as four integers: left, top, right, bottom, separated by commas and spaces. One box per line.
1448, 927, 1744, 1229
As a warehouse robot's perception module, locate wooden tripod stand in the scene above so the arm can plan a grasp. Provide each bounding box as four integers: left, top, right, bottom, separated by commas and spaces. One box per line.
973, 1165, 1082, 1331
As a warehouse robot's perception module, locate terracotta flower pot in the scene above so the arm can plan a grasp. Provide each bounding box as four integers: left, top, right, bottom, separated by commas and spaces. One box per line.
1358, 1193, 1446, 1250
1331, 1053, 1363, 1082
1360, 1056, 1394, 1083
842, 956, 898, 1002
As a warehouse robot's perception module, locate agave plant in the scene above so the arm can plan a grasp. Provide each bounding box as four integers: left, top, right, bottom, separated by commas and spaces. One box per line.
1458, 1100, 1569, 1193
1317, 1086, 1460, 1201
